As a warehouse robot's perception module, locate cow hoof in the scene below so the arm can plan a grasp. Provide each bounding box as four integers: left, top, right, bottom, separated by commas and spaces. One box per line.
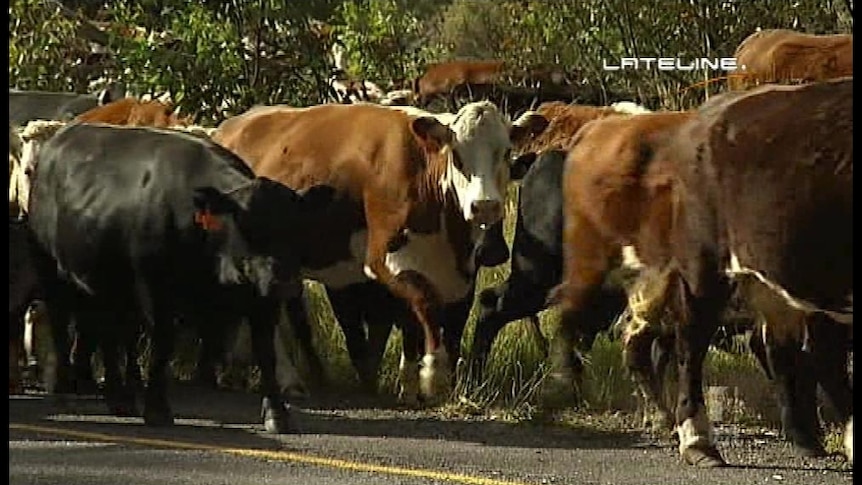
682, 446, 726, 467
261, 398, 292, 434
143, 406, 174, 427
419, 351, 451, 404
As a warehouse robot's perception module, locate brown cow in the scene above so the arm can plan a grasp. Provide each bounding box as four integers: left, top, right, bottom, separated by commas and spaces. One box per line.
730, 29, 853, 90
557, 78, 852, 467
412, 60, 506, 107
547, 110, 695, 409
514, 101, 652, 158
75, 97, 191, 127
213, 101, 547, 402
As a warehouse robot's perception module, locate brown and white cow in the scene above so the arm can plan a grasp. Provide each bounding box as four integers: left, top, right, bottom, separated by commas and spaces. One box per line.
213, 101, 547, 402
730, 29, 853, 90
556, 78, 852, 467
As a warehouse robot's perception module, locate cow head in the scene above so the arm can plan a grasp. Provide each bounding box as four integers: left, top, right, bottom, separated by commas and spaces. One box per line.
15, 120, 67, 217
193, 179, 337, 293
434, 102, 547, 228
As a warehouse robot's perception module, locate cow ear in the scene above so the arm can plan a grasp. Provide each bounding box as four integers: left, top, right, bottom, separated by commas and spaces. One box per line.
510, 152, 537, 181
192, 187, 241, 231
411, 116, 454, 152
510, 113, 549, 144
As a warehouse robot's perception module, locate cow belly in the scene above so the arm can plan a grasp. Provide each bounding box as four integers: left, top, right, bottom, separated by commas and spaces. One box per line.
301, 231, 368, 290
301, 229, 473, 303
385, 232, 472, 304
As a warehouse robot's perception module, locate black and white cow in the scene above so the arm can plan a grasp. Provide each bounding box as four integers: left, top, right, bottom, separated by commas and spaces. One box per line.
26, 122, 339, 432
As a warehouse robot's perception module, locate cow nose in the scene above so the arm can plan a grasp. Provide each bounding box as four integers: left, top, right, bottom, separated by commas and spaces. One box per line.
470, 200, 503, 228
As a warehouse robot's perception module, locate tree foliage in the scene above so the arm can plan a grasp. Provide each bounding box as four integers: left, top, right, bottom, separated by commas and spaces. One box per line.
9, 0, 853, 122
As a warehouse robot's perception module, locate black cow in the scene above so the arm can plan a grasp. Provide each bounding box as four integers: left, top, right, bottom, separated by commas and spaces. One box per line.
9, 83, 125, 125
26, 122, 338, 432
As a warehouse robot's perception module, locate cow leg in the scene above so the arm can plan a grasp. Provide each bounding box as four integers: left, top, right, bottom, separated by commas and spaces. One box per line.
442, 292, 474, 376
22, 303, 42, 386
76, 299, 138, 416
249, 295, 291, 434
284, 290, 327, 387
328, 285, 372, 390
44, 292, 75, 396
9, 320, 23, 394
470, 283, 545, 385
544, 219, 612, 408
141, 286, 175, 427
808, 316, 853, 427
360, 285, 400, 393
363, 208, 449, 401
763, 327, 824, 456
623, 325, 675, 433
70, 327, 100, 395
397, 317, 422, 406
671, 272, 727, 467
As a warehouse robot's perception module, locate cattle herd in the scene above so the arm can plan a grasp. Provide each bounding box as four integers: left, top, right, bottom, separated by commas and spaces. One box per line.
8, 28, 853, 469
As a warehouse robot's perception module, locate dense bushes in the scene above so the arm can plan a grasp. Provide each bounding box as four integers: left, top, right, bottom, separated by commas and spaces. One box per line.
10, 0, 853, 122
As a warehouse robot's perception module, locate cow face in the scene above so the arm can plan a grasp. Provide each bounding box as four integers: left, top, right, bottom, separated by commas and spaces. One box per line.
15, 121, 67, 217
193, 179, 338, 292
444, 104, 548, 228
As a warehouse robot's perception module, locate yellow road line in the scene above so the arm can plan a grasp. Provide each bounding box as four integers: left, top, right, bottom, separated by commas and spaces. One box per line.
10, 423, 533, 485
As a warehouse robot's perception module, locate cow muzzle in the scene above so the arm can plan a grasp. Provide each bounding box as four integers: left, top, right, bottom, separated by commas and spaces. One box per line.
470, 199, 503, 229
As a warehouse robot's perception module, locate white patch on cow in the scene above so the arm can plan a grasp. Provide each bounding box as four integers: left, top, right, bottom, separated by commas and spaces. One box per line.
726, 250, 853, 324
379, 89, 413, 106
609, 101, 653, 115
398, 351, 419, 405
845, 417, 853, 464
676, 407, 716, 454
169, 124, 217, 140
384, 215, 473, 304
419, 346, 451, 399
302, 231, 369, 290
620, 245, 645, 270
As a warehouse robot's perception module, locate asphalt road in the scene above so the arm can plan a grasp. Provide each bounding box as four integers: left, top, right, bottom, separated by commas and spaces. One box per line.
8, 385, 853, 485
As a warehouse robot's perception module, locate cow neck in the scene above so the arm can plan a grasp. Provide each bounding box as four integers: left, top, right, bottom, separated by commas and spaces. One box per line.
441, 185, 476, 280
408, 149, 475, 280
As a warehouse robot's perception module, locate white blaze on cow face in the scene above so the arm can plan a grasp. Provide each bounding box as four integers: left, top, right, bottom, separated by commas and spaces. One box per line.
442, 101, 513, 228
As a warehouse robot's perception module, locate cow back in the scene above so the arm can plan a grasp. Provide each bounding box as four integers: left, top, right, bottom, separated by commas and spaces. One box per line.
683, 79, 851, 303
